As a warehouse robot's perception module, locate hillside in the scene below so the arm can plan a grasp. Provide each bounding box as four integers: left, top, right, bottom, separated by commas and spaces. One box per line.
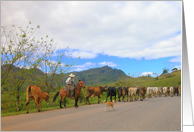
111, 70, 181, 87
1, 65, 131, 91
63, 66, 131, 86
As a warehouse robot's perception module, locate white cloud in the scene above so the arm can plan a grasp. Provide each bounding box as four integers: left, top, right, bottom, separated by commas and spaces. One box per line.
98, 61, 118, 67
71, 61, 118, 71
140, 72, 154, 76
169, 56, 181, 63
1, 1, 181, 60
66, 50, 98, 59
72, 62, 96, 71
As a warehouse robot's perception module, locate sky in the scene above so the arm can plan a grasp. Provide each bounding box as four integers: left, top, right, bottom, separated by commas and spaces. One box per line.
1, 1, 182, 77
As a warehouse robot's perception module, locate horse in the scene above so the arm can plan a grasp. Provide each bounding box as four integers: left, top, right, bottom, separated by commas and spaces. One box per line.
53, 80, 85, 108
26, 85, 49, 113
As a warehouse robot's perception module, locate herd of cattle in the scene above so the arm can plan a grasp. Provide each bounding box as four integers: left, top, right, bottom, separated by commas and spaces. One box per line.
85, 86, 181, 104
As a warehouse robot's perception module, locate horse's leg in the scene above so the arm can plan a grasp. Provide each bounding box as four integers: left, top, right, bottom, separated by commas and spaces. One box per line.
75, 97, 78, 108
74, 91, 79, 108
59, 96, 63, 108
62, 100, 66, 108
98, 96, 100, 104
61, 94, 67, 108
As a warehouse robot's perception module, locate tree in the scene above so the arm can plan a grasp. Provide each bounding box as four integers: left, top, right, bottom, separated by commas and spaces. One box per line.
30, 36, 78, 93
1, 21, 40, 111
172, 68, 178, 72
162, 67, 169, 75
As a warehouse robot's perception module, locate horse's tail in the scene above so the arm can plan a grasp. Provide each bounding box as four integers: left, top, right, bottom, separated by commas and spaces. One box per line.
26, 85, 31, 106
53, 91, 59, 102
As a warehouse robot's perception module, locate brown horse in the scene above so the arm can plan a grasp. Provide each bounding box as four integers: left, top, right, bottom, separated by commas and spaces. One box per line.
53, 80, 85, 108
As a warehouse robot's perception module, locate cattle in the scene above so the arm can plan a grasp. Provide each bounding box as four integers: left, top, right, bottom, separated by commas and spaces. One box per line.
153, 87, 159, 97
117, 87, 128, 102
158, 87, 163, 97
106, 86, 116, 102
170, 86, 174, 97
85, 86, 107, 105
139, 87, 146, 101
143, 87, 147, 99
167, 87, 170, 96
26, 85, 49, 113
128, 87, 137, 101
147, 87, 153, 98
173, 87, 179, 96
178, 86, 181, 96
163, 87, 168, 97
136, 86, 140, 99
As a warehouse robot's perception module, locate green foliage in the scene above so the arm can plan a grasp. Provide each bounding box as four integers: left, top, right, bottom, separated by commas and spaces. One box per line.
161, 67, 169, 75
172, 68, 178, 72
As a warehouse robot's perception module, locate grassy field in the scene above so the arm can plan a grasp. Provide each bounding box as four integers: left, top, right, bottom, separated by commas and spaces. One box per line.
1, 70, 181, 117
1, 88, 119, 117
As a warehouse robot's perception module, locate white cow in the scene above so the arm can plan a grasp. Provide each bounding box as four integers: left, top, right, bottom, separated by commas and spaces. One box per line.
128, 87, 137, 101
153, 87, 159, 97
163, 87, 168, 97
170, 86, 174, 97
147, 87, 153, 98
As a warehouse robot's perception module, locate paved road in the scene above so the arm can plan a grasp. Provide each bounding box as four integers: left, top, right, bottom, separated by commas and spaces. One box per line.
1, 96, 181, 131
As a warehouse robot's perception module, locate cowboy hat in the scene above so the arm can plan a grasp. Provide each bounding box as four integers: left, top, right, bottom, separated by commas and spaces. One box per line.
69, 73, 75, 77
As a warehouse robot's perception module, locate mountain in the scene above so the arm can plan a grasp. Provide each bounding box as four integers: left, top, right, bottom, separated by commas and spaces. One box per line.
63, 66, 131, 86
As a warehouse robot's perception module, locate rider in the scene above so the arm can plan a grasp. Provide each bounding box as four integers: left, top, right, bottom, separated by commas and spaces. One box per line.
66, 73, 75, 99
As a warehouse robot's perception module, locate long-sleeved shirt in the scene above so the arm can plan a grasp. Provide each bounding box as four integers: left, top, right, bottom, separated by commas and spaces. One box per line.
66, 77, 74, 85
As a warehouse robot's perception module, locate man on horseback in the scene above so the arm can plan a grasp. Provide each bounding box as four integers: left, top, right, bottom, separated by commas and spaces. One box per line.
66, 73, 75, 99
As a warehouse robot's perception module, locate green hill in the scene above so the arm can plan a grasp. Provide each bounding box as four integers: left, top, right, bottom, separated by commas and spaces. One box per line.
63, 66, 131, 86
111, 70, 181, 87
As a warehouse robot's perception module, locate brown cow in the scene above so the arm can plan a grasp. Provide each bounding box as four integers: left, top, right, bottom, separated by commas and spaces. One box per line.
26, 85, 49, 113
118, 87, 128, 102
167, 87, 170, 96
139, 87, 146, 101
85, 86, 107, 105
178, 86, 181, 96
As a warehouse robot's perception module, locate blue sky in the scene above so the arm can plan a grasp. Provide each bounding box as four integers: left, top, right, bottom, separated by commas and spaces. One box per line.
1, 1, 181, 77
